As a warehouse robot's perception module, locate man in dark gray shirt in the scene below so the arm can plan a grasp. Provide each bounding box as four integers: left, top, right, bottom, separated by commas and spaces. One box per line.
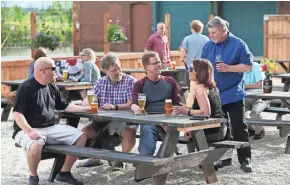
131, 52, 181, 156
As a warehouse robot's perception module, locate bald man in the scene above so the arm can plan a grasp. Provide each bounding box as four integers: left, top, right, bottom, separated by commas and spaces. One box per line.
13, 57, 89, 185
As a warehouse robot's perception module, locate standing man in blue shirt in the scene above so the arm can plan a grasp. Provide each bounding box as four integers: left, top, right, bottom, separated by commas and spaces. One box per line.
201, 16, 253, 173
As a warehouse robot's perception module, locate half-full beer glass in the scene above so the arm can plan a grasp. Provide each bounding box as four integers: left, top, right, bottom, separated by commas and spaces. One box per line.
90, 99, 98, 113
63, 70, 68, 81
138, 93, 146, 113
164, 99, 172, 116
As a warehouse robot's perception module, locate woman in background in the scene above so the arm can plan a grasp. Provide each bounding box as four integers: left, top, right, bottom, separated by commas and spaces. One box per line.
76, 48, 101, 83
28, 48, 47, 78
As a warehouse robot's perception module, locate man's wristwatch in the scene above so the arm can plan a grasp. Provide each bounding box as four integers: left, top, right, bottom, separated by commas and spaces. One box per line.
115, 104, 119, 110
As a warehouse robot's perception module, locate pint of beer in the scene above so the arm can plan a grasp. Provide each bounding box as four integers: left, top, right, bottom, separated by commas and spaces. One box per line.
87, 92, 95, 104
164, 99, 172, 116
138, 93, 146, 113
90, 99, 98, 113
63, 70, 68, 81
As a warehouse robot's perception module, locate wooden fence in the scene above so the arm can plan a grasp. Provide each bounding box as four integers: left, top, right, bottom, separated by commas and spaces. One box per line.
264, 15, 290, 73
1, 51, 182, 94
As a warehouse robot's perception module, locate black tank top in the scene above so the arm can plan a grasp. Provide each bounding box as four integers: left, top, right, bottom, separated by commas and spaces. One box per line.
192, 87, 225, 135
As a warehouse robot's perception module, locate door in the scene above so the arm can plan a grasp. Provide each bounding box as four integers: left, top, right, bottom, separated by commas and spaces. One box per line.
131, 3, 152, 52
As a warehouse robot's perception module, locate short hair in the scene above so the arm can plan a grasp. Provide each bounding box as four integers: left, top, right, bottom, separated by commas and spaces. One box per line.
157, 22, 165, 27
101, 52, 119, 70
142, 52, 159, 67
80, 48, 96, 62
192, 59, 216, 88
34, 48, 47, 61
206, 16, 229, 31
190, 20, 204, 33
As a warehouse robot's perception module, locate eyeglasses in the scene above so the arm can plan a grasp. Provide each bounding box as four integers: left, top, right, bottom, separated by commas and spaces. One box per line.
40, 67, 56, 71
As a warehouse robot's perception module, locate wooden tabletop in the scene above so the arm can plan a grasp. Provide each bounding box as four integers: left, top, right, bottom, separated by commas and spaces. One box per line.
1, 79, 92, 90
246, 90, 290, 100
57, 110, 225, 131
273, 73, 290, 79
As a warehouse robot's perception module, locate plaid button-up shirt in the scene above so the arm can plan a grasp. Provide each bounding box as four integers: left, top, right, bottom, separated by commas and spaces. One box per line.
93, 74, 136, 108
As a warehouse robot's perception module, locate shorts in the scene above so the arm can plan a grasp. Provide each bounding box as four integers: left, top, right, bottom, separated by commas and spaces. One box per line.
14, 124, 84, 152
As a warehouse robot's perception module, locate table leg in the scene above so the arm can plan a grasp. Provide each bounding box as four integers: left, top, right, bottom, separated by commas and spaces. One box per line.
192, 129, 218, 184
152, 127, 179, 185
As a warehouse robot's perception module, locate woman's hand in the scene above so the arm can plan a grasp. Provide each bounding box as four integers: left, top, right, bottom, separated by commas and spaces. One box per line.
173, 103, 190, 115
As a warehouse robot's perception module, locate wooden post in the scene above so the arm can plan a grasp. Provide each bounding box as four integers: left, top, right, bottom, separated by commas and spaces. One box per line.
104, 13, 110, 54
73, 1, 80, 56
263, 15, 268, 58
31, 13, 37, 58
165, 13, 170, 50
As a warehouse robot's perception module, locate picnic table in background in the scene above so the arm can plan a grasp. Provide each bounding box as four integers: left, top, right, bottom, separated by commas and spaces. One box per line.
1, 79, 93, 121
273, 73, 290, 92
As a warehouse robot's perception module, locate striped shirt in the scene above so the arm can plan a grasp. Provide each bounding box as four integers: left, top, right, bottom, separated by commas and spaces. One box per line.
93, 74, 136, 108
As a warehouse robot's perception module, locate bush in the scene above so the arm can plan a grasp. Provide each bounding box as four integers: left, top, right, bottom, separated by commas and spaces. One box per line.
31, 33, 60, 51
107, 24, 127, 43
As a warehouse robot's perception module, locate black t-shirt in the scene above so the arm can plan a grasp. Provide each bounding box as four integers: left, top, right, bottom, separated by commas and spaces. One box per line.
12, 77, 69, 138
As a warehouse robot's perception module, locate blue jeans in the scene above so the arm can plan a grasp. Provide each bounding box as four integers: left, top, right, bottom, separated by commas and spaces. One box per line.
138, 125, 159, 156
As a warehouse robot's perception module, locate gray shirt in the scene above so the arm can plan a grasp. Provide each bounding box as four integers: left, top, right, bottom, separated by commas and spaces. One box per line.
78, 61, 101, 84
182, 33, 209, 68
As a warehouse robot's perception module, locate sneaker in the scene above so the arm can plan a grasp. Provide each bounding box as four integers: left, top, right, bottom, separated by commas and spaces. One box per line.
55, 172, 83, 185
216, 158, 232, 168
241, 161, 253, 173
76, 158, 103, 168
108, 161, 123, 168
28, 175, 39, 185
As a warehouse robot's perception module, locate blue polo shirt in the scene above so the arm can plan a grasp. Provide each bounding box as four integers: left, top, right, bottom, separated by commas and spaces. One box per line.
201, 32, 253, 105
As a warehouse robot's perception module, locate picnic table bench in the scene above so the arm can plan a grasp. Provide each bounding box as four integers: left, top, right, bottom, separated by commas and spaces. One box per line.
246, 90, 290, 154
17, 110, 249, 185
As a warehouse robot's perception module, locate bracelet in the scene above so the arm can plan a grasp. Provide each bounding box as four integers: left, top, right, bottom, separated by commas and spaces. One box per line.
115, 104, 119, 110
187, 109, 192, 116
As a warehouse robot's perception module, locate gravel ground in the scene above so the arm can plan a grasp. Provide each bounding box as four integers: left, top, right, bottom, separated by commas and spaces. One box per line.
1, 110, 290, 185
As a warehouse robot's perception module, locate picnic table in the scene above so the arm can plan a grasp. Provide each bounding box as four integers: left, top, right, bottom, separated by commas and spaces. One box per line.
273, 73, 290, 92
246, 90, 290, 154
1, 79, 93, 121
43, 110, 244, 185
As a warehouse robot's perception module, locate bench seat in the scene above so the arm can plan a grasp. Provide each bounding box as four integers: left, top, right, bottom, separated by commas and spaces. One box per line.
209, 140, 250, 149
43, 145, 173, 166
264, 107, 290, 114
246, 119, 290, 126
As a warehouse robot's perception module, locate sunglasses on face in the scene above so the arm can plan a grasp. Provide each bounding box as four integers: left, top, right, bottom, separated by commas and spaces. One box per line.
189, 67, 194, 72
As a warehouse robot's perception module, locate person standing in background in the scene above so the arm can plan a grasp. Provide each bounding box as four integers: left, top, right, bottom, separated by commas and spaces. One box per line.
145, 22, 171, 68
28, 48, 48, 79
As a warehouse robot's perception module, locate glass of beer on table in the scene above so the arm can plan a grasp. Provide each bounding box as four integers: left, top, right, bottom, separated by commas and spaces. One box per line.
90, 99, 98, 113
63, 70, 68, 81
87, 91, 95, 104
164, 99, 172, 116
138, 93, 146, 113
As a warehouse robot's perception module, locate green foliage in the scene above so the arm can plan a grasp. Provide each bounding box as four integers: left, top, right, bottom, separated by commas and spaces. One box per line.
31, 33, 60, 51
1, 1, 72, 47
260, 58, 278, 77
107, 24, 127, 43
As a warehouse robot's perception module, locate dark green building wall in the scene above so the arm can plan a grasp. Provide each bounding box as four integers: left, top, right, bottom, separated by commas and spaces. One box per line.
154, 1, 277, 56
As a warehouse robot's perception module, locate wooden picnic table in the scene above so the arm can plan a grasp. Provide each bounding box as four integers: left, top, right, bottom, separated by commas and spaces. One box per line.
55, 110, 228, 185
1, 79, 93, 121
273, 73, 290, 92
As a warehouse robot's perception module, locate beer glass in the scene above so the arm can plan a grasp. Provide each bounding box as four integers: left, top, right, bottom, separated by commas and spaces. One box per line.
171, 61, 176, 71
63, 70, 68, 81
87, 93, 95, 104
138, 93, 146, 113
90, 99, 98, 113
164, 99, 172, 116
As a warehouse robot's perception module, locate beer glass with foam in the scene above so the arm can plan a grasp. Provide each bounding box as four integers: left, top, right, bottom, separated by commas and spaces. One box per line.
138, 93, 146, 113
164, 99, 172, 116
63, 70, 68, 81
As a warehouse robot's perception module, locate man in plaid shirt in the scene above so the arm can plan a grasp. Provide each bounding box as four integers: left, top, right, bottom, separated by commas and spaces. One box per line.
80, 53, 137, 168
